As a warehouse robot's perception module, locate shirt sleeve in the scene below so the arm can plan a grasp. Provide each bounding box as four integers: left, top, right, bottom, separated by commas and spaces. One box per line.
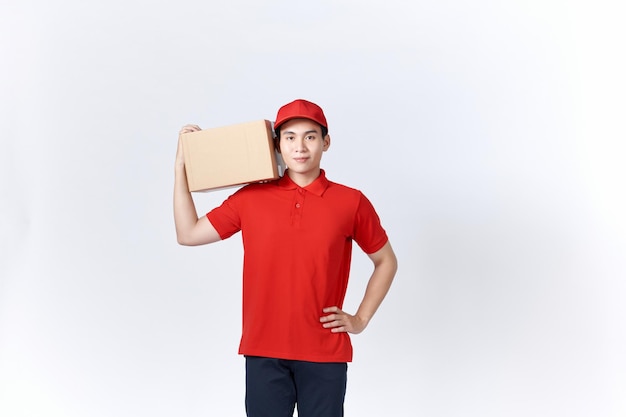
353, 192, 389, 254
206, 191, 243, 240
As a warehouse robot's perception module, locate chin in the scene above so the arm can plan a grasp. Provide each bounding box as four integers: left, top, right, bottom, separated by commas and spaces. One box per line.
287, 166, 313, 175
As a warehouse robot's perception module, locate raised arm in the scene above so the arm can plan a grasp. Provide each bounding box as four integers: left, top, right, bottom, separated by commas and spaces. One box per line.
320, 241, 398, 334
174, 124, 222, 246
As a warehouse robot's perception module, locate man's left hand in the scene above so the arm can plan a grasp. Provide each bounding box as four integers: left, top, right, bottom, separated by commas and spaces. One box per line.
320, 306, 368, 334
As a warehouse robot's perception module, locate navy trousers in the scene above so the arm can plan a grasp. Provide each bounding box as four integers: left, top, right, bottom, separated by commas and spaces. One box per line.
245, 356, 347, 417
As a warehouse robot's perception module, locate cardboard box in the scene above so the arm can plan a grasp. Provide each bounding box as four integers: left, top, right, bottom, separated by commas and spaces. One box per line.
182, 119, 285, 192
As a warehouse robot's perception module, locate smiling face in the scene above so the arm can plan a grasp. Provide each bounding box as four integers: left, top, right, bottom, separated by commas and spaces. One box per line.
278, 118, 331, 187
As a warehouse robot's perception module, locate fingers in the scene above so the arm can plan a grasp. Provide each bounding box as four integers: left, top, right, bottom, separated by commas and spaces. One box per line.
179, 124, 201, 135
322, 319, 346, 333
175, 124, 200, 170
176, 125, 200, 166
320, 306, 367, 334
320, 307, 349, 333
320, 306, 341, 323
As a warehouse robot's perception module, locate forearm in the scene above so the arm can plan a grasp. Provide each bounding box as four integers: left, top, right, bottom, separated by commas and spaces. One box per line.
355, 252, 397, 324
173, 164, 201, 244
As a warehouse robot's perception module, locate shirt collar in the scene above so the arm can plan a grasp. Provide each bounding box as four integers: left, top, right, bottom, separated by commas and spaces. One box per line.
278, 169, 329, 197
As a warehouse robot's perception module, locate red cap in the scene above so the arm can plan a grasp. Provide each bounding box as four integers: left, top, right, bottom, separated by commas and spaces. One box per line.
274, 99, 328, 131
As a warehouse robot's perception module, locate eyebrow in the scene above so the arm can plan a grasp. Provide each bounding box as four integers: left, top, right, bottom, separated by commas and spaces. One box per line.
282, 130, 319, 135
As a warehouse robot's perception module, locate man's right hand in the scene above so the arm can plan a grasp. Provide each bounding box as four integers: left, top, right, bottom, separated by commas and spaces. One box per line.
176, 124, 201, 169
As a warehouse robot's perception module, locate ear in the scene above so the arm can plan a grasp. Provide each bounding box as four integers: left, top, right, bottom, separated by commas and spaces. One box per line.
323, 134, 331, 151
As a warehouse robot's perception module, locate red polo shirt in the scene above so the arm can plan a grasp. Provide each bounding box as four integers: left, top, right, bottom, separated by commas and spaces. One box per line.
206, 170, 388, 362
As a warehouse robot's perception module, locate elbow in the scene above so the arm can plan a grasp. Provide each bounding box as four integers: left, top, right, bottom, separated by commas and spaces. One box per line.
177, 232, 216, 246
176, 233, 195, 246
374, 253, 398, 279
384, 247, 398, 277
175, 222, 221, 246
175, 224, 200, 246
389, 254, 398, 277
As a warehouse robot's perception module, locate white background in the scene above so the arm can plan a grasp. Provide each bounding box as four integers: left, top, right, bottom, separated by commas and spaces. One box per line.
1, 1, 625, 416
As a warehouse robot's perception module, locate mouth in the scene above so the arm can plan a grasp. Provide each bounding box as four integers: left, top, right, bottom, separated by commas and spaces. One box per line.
292, 157, 309, 163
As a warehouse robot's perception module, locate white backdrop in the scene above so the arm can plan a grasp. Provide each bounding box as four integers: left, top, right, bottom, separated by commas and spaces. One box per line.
1, 1, 625, 416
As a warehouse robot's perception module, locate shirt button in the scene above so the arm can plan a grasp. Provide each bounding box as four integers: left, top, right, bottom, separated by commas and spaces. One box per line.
298, 189, 304, 194
295, 203, 301, 208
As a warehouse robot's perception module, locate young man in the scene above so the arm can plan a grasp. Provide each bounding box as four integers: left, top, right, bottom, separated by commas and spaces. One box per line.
173, 99, 397, 417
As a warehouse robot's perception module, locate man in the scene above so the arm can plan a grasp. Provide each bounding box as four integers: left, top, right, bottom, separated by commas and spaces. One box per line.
174, 99, 397, 417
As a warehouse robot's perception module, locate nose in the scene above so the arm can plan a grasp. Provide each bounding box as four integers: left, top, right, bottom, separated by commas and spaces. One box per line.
294, 137, 307, 152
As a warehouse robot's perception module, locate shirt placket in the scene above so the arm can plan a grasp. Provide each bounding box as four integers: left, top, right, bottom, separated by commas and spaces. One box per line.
292, 188, 305, 227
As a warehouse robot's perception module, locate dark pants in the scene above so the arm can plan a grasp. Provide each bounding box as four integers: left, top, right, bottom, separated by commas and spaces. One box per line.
245, 356, 347, 417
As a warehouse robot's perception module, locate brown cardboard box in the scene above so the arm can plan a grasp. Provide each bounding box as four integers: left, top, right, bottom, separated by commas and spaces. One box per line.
182, 119, 284, 192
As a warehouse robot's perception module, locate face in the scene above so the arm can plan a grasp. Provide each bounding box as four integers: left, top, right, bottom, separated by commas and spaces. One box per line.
278, 118, 330, 184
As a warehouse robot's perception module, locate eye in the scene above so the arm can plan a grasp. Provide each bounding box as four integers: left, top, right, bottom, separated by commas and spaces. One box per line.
305, 135, 316, 140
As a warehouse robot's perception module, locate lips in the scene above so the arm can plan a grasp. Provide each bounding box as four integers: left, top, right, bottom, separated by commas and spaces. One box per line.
293, 157, 309, 163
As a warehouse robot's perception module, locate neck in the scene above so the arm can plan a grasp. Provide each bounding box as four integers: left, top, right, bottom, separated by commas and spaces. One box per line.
287, 168, 321, 188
